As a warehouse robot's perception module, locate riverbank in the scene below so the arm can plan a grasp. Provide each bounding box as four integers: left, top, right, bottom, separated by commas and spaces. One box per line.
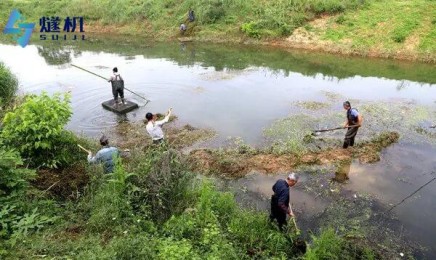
0, 87, 385, 259
1, 0, 435, 62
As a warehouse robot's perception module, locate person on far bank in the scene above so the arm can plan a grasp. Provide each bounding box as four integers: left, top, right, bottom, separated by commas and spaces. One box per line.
87, 135, 119, 174
146, 108, 172, 144
342, 101, 363, 149
108, 67, 125, 106
188, 8, 195, 22
270, 173, 299, 231
180, 23, 187, 35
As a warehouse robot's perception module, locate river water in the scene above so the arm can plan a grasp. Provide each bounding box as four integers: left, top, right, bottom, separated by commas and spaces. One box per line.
1, 35, 435, 258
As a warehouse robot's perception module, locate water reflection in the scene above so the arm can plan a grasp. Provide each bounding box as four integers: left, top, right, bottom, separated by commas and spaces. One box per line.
333, 159, 352, 183
37, 46, 71, 65
11, 34, 435, 84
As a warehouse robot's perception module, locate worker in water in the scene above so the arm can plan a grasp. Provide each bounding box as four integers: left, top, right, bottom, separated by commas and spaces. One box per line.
108, 67, 125, 106
145, 108, 172, 144
270, 173, 298, 231
342, 101, 363, 149
87, 135, 120, 174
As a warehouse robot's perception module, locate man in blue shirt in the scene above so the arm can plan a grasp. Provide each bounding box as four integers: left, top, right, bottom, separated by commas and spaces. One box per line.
270, 173, 299, 230
87, 135, 119, 173
343, 101, 363, 149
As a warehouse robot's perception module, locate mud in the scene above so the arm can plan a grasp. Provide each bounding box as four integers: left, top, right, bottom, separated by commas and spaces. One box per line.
111, 115, 215, 151
188, 131, 399, 177
33, 163, 89, 200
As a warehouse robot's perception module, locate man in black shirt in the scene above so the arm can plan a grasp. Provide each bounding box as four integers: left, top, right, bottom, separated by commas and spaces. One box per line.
270, 173, 299, 230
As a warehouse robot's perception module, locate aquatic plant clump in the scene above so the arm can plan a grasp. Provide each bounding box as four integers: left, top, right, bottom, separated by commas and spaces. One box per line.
358, 102, 436, 145
265, 97, 436, 154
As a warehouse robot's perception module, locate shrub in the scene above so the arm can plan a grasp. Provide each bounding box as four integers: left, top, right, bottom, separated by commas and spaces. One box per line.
0, 206, 58, 246
0, 62, 18, 108
336, 14, 346, 24
87, 159, 135, 232
304, 228, 345, 260
128, 147, 196, 223
163, 182, 295, 258
1, 92, 74, 168
241, 22, 261, 38
157, 238, 200, 259
0, 144, 58, 249
392, 31, 407, 43
107, 234, 157, 259
304, 227, 377, 259
0, 147, 35, 198
202, 0, 226, 24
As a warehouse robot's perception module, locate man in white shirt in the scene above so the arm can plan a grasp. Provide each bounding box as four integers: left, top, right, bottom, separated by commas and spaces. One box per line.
145, 108, 172, 144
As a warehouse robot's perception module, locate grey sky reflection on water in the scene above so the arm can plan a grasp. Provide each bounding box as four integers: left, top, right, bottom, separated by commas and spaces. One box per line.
1, 43, 435, 142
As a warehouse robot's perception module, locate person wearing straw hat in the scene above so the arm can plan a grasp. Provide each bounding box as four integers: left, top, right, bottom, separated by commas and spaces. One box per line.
87, 135, 119, 174
270, 173, 299, 230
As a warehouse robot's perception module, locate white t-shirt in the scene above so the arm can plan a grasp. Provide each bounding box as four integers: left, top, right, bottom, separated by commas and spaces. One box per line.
109, 72, 121, 82
146, 114, 170, 140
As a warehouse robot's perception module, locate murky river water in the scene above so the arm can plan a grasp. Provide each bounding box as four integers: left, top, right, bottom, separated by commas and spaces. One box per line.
1, 35, 435, 258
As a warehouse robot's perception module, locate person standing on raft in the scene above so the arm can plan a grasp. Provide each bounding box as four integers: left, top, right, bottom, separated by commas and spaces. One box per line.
342, 101, 363, 149
108, 67, 125, 106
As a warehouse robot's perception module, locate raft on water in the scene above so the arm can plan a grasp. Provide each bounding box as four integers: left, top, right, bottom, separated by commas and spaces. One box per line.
102, 100, 139, 114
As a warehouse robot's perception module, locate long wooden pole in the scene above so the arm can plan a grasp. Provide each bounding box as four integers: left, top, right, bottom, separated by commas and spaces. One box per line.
289, 188, 301, 235
71, 64, 150, 102
313, 124, 360, 133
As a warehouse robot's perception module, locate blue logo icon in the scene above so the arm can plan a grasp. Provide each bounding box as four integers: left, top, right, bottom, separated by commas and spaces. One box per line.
3, 9, 36, 47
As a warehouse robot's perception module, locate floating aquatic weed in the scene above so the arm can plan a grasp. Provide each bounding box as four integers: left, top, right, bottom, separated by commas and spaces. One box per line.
320, 90, 344, 102
359, 102, 436, 144
264, 114, 317, 154
293, 101, 330, 110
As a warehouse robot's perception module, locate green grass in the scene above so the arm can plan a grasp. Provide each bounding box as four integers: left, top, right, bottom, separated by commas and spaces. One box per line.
0, 0, 366, 39
1, 0, 434, 60
320, 0, 436, 56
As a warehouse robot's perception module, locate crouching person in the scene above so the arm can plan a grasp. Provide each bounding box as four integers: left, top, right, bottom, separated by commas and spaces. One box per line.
87, 135, 120, 174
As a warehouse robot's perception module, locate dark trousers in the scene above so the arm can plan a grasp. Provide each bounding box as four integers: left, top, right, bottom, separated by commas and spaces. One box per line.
270, 195, 287, 230
343, 126, 359, 148
153, 138, 164, 145
112, 86, 124, 101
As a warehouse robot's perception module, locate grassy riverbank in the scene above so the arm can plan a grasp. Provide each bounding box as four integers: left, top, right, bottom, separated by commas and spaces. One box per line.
1, 62, 415, 258
1, 0, 435, 62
